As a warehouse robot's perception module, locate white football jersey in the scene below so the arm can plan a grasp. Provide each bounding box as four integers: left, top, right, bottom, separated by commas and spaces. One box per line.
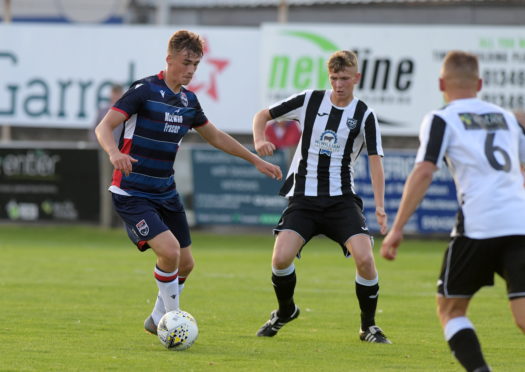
269, 89, 383, 198
416, 97, 525, 238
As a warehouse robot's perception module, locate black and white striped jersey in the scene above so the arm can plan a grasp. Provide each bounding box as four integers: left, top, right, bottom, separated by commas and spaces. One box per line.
416, 97, 525, 239
269, 89, 383, 198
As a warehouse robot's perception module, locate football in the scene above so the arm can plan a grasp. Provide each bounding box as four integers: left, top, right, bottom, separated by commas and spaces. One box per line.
157, 310, 199, 351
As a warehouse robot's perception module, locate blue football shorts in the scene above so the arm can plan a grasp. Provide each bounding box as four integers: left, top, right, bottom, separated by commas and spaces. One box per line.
112, 193, 191, 252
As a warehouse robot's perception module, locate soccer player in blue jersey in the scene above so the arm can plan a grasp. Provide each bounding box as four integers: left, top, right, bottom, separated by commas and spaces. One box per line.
95, 30, 282, 335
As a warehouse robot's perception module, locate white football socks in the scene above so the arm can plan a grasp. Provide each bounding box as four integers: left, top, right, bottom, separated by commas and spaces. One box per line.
151, 292, 165, 325
154, 266, 179, 313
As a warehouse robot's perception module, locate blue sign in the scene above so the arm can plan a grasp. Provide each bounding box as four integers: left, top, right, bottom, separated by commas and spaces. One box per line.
192, 147, 288, 226
354, 150, 458, 234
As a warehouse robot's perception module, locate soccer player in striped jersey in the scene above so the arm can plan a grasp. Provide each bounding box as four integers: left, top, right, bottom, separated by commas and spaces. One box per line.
95, 30, 282, 335
381, 51, 525, 371
253, 50, 390, 343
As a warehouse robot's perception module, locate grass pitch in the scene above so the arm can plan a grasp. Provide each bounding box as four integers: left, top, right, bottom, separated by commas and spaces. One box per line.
0, 225, 521, 371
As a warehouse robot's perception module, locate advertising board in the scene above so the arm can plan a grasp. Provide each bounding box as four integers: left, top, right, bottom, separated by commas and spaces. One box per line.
2, 24, 524, 135
0, 24, 260, 133
0, 147, 100, 222
192, 147, 288, 226
354, 150, 458, 235
261, 24, 525, 135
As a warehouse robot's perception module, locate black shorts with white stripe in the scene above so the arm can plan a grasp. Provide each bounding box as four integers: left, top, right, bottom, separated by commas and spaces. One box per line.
437, 235, 525, 299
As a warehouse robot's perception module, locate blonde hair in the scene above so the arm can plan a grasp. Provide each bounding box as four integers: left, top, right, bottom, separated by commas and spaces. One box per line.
167, 30, 204, 57
441, 50, 479, 84
327, 50, 358, 73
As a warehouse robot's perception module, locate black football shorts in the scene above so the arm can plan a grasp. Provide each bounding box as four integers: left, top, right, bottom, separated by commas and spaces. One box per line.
273, 194, 370, 257
437, 235, 525, 299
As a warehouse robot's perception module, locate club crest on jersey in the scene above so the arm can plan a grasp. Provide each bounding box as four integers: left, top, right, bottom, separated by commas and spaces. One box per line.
180, 92, 188, 107
346, 118, 358, 130
315, 130, 341, 156
136, 219, 149, 236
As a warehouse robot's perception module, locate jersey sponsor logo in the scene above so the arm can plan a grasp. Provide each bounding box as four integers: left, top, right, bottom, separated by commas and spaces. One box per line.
458, 112, 508, 130
164, 123, 181, 133
315, 130, 341, 156
317, 112, 329, 117
346, 118, 359, 130
180, 92, 189, 107
165, 112, 183, 124
136, 219, 149, 236
160, 89, 166, 98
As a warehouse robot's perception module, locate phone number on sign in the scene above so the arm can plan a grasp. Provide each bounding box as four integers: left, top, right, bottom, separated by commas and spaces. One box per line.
481, 93, 525, 110
482, 69, 525, 87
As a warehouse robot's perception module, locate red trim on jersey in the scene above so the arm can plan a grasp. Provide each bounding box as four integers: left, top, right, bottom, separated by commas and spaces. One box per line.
111, 138, 133, 187
111, 170, 123, 187
120, 138, 132, 155
158, 70, 165, 80
154, 271, 178, 283
111, 106, 129, 119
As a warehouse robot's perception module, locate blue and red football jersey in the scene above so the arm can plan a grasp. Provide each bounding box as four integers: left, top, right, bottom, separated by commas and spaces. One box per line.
111, 71, 208, 199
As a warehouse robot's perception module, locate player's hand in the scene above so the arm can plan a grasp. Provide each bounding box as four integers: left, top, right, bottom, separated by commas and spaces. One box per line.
380, 229, 403, 261
109, 150, 138, 177
254, 140, 276, 157
255, 159, 282, 180
375, 207, 388, 235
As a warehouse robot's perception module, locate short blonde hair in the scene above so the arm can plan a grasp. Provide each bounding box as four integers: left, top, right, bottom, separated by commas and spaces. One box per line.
441, 50, 479, 82
167, 30, 204, 57
327, 50, 358, 73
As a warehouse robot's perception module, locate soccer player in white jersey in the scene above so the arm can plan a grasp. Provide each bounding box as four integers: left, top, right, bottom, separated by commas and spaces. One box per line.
252, 50, 391, 343
381, 51, 525, 371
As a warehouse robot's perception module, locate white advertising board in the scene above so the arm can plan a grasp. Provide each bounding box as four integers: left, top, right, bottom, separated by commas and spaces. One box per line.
261, 24, 525, 135
0, 24, 259, 132
2, 24, 525, 135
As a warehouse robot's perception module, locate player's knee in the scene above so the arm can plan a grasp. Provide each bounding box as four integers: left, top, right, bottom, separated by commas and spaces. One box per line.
355, 255, 375, 274
437, 304, 466, 325
159, 247, 180, 265
436, 307, 448, 325
272, 255, 294, 270
179, 256, 195, 276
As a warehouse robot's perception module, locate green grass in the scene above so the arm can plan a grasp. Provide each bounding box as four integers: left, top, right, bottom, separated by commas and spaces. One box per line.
0, 226, 521, 371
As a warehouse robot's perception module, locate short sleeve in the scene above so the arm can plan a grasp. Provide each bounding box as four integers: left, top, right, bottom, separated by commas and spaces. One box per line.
269, 91, 306, 122
415, 113, 449, 168
190, 95, 208, 128
363, 110, 384, 156
112, 82, 148, 119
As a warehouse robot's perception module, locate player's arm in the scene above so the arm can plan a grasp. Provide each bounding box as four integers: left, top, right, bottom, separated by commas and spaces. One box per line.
368, 154, 387, 234
95, 109, 137, 176
195, 121, 282, 180
380, 161, 437, 260
252, 109, 276, 157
